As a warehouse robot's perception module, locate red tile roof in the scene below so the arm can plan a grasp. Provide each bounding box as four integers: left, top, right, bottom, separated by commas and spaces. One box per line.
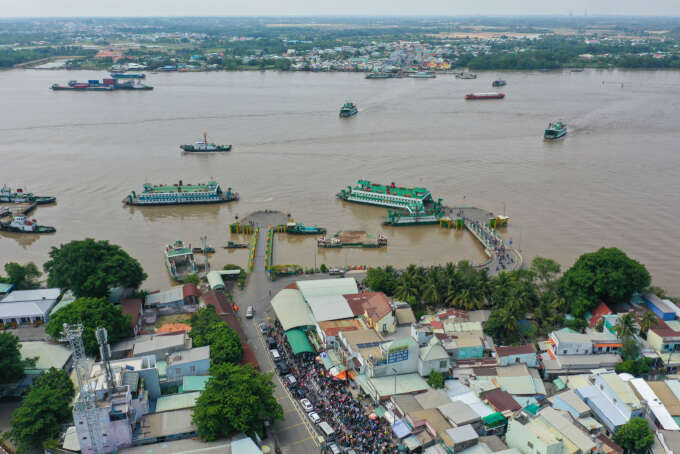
437, 308, 468, 320
364, 292, 392, 322
156, 323, 191, 335
430, 321, 444, 330
182, 283, 200, 298
343, 293, 371, 316
496, 345, 536, 357
480, 388, 521, 412
120, 298, 142, 328
589, 302, 612, 327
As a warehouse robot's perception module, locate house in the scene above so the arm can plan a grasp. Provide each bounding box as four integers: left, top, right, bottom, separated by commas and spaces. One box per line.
445, 424, 479, 451
537, 407, 596, 452
549, 329, 622, 355
438, 401, 482, 431
647, 326, 680, 371
165, 346, 210, 383
480, 388, 521, 414
548, 390, 591, 419
339, 328, 385, 373
132, 333, 191, 360
418, 337, 450, 376
625, 377, 679, 431
144, 284, 199, 310
588, 302, 612, 327
344, 292, 396, 334
496, 345, 537, 368
0, 288, 62, 327
366, 337, 420, 377
0, 283, 13, 297
0, 341, 73, 396
120, 298, 143, 336
505, 419, 564, 454
643, 293, 678, 321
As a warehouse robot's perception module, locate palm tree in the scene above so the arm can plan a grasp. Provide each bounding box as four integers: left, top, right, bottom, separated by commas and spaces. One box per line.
422, 281, 441, 307
638, 311, 659, 338
615, 312, 638, 339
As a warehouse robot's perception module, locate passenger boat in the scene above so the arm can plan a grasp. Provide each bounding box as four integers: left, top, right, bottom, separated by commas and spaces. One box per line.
123, 180, 238, 206
180, 133, 232, 152
0, 185, 55, 204
0, 215, 55, 234
366, 72, 393, 79
544, 121, 567, 140
337, 180, 439, 214
492, 79, 507, 87
165, 240, 198, 281
464, 92, 505, 100
339, 102, 358, 118
285, 222, 327, 235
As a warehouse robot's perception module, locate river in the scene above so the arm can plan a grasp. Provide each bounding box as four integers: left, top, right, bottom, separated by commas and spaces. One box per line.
0, 69, 678, 293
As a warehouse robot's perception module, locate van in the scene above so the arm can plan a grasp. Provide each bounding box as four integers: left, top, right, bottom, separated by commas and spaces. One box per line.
328, 268, 344, 276
317, 421, 335, 441
246, 306, 254, 318
270, 348, 281, 362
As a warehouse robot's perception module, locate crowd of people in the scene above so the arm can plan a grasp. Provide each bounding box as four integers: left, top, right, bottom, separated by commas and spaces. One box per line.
270, 319, 399, 453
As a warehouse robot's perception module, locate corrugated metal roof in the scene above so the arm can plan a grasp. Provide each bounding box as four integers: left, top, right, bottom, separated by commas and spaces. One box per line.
271, 289, 315, 330
20, 341, 72, 370
0, 288, 61, 303
296, 278, 358, 299
182, 375, 210, 393
538, 407, 595, 452
370, 373, 428, 398
155, 391, 200, 412
306, 295, 354, 322
145, 286, 184, 306
0, 301, 56, 318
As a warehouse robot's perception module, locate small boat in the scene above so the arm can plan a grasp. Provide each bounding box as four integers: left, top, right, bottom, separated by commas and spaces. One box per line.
407, 71, 436, 79
544, 121, 567, 140
192, 246, 216, 254
456, 72, 477, 79
366, 72, 393, 79
224, 241, 248, 249
465, 92, 505, 100
0, 215, 55, 234
492, 79, 507, 87
339, 102, 358, 118
180, 132, 232, 152
111, 73, 146, 79
285, 222, 327, 235
570, 68, 585, 72
165, 240, 198, 281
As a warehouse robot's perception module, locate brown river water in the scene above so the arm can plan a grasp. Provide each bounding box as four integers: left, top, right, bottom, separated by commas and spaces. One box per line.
0, 69, 678, 293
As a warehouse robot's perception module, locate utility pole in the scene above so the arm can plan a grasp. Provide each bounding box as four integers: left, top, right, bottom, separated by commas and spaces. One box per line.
201, 235, 209, 273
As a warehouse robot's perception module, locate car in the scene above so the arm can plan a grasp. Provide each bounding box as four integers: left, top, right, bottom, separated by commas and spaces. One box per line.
328, 268, 344, 276
300, 398, 314, 412
246, 306, 254, 318
284, 374, 297, 387
308, 411, 321, 424
277, 362, 290, 375
270, 348, 281, 362
326, 442, 341, 454
266, 336, 277, 349
258, 322, 268, 335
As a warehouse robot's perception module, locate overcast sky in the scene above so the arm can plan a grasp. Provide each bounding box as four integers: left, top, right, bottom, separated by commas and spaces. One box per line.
1, 0, 679, 18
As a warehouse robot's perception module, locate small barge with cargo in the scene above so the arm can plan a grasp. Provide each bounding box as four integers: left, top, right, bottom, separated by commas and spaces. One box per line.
50, 79, 153, 91
124, 180, 238, 206
317, 231, 387, 248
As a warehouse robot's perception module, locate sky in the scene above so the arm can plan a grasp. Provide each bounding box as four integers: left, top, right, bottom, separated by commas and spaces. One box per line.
1, 0, 680, 18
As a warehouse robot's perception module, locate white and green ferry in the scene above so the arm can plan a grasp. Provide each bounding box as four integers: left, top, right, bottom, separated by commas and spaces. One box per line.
165, 240, 198, 281
124, 180, 238, 206
337, 180, 434, 214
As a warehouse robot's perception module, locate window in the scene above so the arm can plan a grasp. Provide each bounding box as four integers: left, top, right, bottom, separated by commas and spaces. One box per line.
563, 350, 567, 354
527, 442, 533, 449
439, 360, 447, 368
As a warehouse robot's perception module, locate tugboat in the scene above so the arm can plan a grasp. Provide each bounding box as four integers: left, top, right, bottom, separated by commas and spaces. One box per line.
339, 102, 358, 118
0, 215, 55, 234
0, 185, 56, 204
492, 79, 507, 87
165, 240, 198, 281
180, 133, 232, 152
544, 121, 567, 140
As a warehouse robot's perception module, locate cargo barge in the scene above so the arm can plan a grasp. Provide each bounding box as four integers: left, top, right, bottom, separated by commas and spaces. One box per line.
50, 79, 153, 91
337, 180, 436, 214
317, 231, 387, 248
0, 215, 55, 234
124, 180, 238, 206
465, 92, 505, 100
0, 185, 55, 205
165, 240, 198, 281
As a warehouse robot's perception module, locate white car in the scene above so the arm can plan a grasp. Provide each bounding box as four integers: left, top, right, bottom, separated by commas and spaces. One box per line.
308, 411, 321, 424
246, 306, 254, 318
300, 398, 314, 412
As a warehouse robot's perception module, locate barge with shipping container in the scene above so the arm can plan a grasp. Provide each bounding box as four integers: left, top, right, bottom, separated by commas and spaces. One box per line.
465, 92, 505, 100
50, 78, 153, 91
337, 180, 436, 214
165, 240, 198, 281
0, 185, 55, 205
317, 231, 387, 248
0, 215, 55, 234
123, 180, 238, 206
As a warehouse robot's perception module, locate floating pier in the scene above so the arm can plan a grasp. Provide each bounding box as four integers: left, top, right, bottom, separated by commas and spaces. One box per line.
317, 231, 387, 249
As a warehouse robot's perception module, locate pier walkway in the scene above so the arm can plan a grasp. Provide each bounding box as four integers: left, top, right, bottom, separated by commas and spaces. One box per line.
451, 206, 523, 275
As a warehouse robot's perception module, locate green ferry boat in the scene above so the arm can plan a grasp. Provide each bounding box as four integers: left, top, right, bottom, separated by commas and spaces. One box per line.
285, 222, 327, 235
165, 240, 198, 281
0, 185, 56, 205
339, 102, 358, 118
124, 180, 238, 206
337, 180, 435, 214
383, 202, 445, 226
544, 121, 567, 140
366, 72, 393, 79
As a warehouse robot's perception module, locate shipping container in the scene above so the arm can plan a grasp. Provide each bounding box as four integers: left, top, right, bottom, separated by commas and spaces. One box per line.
88, 80, 99, 85
103, 79, 116, 85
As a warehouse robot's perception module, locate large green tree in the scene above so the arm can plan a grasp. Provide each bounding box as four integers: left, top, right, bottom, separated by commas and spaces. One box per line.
0, 262, 42, 290
561, 247, 650, 315
44, 238, 147, 297
193, 363, 283, 440
189, 306, 225, 347
613, 417, 655, 453
45, 297, 131, 356
4, 368, 75, 453
207, 324, 243, 365
0, 332, 35, 384
365, 266, 397, 295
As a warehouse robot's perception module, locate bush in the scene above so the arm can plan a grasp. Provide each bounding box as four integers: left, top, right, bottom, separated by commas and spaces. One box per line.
320, 264, 328, 273
428, 371, 445, 389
